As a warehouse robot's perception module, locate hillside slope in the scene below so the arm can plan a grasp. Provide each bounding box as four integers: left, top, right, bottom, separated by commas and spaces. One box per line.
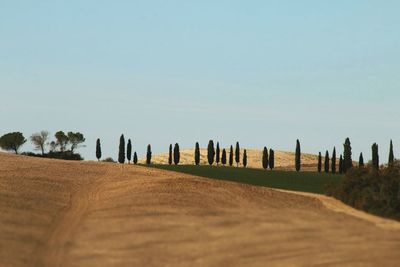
1, 153, 400, 267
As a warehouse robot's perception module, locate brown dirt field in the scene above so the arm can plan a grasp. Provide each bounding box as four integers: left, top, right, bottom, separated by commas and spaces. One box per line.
1, 152, 400, 267
146, 149, 320, 171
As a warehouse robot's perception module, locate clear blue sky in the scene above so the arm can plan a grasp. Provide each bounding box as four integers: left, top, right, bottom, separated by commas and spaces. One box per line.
1, 1, 399, 161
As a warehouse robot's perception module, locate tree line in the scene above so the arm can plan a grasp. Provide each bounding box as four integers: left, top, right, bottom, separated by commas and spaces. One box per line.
0, 131, 85, 160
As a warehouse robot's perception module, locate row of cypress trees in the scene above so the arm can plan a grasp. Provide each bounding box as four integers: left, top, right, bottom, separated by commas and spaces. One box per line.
99, 136, 397, 172
314, 138, 396, 174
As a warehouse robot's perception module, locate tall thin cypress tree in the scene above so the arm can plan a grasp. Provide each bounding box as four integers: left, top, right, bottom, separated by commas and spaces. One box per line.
207, 140, 215, 165
168, 144, 173, 165
118, 134, 125, 164
295, 139, 301, 172
269, 149, 274, 170
173, 143, 180, 165
389, 140, 394, 165
96, 138, 102, 161
331, 147, 336, 174
127, 139, 132, 164
221, 149, 227, 166
372, 143, 379, 169
243, 149, 247, 168
133, 152, 138, 165
216, 142, 220, 166
324, 151, 330, 173
235, 142, 240, 167
229, 145, 234, 167
339, 155, 343, 174
262, 147, 269, 170
195, 142, 200, 165
343, 138, 353, 173
146, 144, 152, 165
359, 153, 364, 167
317, 152, 322, 173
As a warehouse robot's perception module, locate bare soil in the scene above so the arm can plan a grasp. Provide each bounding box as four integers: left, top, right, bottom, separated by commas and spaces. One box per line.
1, 152, 399, 267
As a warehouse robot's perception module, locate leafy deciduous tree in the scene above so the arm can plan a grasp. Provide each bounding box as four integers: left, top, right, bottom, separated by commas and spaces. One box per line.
0, 132, 26, 154
30, 131, 49, 155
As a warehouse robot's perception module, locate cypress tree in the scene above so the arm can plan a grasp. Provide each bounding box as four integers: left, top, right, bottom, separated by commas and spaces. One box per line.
207, 140, 215, 165
372, 143, 379, 169
343, 137, 353, 173
195, 142, 200, 165
229, 145, 234, 167
216, 142, 220, 166
359, 153, 364, 167
221, 149, 227, 166
173, 143, 180, 165
235, 142, 240, 167
317, 152, 322, 173
133, 152, 138, 165
96, 138, 102, 161
324, 151, 330, 173
262, 147, 269, 170
295, 139, 301, 172
269, 149, 275, 170
168, 144, 173, 165
331, 147, 336, 174
243, 149, 247, 168
146, 144, 152, 165
339, 155, 343, 174
118, 134, 125, 164
127, 139, 132, 163
389, 140, 394, 165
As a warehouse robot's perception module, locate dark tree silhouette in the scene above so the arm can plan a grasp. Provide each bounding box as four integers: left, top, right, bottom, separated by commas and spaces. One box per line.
243, 149, 248, 168
359, 153, 364, 167
168, 144, 173, 165
195, 142, 200, 165
324, 151, 330, 173
221, 149, 227, 166
372, 143, 379, 169
343, 138, 353, 173
229, 145, 234, 167
174, 143, 180, 165
127, 139, 132, 163
295, 139, 301, 172
331, 147, 336, 174
235, 142, 240, 167
96, 138, 102, 161
389, 140, 394, 165
207, 140, 215, 165
339, 155, 344, 174
318, 152, 322, 173
269, 149, 275, 170
216, 142, 220, 166
262, 147, 269, 170
133, 152, 138, 165
118, 134, 125, 164
146, 144, 152, 165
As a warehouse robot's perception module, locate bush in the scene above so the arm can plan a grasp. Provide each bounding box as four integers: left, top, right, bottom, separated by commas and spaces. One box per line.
102, 157, 116, 163
21, 151, 83, 161
326, 165, 400, 220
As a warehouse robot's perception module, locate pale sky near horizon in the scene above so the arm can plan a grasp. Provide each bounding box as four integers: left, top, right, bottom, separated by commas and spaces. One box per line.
1, 1, 399, 161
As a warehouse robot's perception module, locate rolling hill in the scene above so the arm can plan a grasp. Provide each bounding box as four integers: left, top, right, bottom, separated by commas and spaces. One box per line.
1, 152, 399, 267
